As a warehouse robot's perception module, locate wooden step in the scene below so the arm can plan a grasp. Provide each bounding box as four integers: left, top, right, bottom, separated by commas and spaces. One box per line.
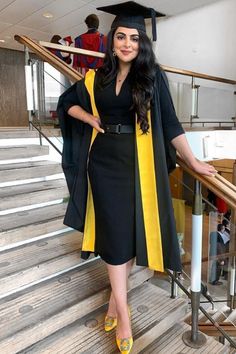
0, 179, 68, 211
0, 203, 68, 248
142, 322, 226, 354
0, 217, 68, 248
0, 259, 153, 353
0, 203, 67, 232
0, 128, 61, 139
0, 130, 39, 138
15, 283, 187, 354
0, 160, 63, 183
0, 145, 49, 160
0, 231, 82, 296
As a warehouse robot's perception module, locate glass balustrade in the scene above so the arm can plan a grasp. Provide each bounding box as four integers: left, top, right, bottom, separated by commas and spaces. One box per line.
166, 72, 236, 129
169, 165, 236, 344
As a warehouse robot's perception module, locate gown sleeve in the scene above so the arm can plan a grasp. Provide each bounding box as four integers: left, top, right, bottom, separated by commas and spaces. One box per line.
159, 70, 185, 142
57, 78, 92, 193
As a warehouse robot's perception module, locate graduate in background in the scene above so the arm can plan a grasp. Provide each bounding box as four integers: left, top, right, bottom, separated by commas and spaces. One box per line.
73, 14, 107, 75
49, 35, 73, 64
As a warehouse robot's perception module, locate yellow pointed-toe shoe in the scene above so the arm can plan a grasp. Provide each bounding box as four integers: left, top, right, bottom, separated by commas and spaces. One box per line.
104, 315, 117, 332
116, 336, 133, 354
105, 306, 131, 332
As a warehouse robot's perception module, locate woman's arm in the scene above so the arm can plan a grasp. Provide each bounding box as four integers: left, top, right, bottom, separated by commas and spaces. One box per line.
68, 105, 104, 133
171, 133, 217, 176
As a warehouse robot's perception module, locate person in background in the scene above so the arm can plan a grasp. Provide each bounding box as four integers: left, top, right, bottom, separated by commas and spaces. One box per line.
73, 14, 107, 75
209, 223, 229, 285
50, 34, 73, 64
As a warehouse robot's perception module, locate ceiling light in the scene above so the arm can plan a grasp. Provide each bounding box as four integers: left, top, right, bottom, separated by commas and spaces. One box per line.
43, 12, 53, 18
0, 39, 5, 43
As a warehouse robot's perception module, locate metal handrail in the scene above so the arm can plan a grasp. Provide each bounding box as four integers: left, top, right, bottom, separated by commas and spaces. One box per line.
29, 121, 62, 155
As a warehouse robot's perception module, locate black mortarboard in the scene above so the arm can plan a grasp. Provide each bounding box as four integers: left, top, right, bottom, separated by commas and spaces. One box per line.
97, 1, 165, 41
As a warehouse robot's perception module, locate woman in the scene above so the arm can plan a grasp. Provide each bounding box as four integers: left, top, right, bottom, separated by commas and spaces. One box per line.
58, 2, 216, 353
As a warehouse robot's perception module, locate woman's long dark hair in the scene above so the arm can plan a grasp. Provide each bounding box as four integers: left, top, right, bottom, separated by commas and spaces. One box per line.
97, 29, 157, 133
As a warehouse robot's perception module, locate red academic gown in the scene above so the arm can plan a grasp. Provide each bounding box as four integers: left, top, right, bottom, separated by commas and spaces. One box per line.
73, 30, 106, 71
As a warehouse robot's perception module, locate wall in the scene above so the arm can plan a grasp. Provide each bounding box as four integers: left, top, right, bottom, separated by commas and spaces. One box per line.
150, 0, 236, 124
155, 0, 236, 79
0, 48, 28, 127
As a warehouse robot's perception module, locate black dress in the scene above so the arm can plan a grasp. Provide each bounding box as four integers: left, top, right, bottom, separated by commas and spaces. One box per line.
88, 74, 136, 264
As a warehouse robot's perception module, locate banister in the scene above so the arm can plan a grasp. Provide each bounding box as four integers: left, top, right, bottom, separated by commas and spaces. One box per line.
39, 39, 236, 85
177, 156, 236, 209
16, 35, 236, 85
39, 41, 105, 58
14, 35, 83, 83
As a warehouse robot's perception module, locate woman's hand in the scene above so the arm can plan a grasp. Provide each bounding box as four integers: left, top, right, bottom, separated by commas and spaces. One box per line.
171, 134, 217, 176
68, 105, 104, 133
191, 159, 217, 176
88, 116, 105, 134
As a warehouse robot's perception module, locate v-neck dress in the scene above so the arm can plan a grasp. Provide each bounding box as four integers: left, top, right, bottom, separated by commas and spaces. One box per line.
87, 75, 136, 265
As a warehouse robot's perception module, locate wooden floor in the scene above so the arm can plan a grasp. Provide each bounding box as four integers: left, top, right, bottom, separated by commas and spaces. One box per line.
141, 322, 231, 354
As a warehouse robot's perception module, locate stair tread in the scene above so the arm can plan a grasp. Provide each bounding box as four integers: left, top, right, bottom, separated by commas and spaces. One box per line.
0, 145, 49, 160
0, 179, 68, 211
142, 321, 226, 354
0, 231, 82, 279
0, 203, 67, 232
0, 144, 47, 149
0, 217, 68, 247
0, 260, 152, 348
0, 128, 61, 139
0, 179, 66, 198
19, 283, 186, 354
0, 160, 60, 171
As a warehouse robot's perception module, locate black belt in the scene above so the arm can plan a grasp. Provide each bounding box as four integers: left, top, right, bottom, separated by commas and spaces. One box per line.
103, 124, 134, 134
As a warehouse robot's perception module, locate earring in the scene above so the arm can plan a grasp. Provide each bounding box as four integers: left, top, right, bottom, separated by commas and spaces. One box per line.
112, 49, 116, 57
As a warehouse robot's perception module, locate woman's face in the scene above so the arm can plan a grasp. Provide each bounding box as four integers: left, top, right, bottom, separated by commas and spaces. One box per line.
113, 27, 139, 63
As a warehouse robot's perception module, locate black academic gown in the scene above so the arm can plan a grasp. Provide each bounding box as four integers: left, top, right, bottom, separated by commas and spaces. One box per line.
57, 65, 184, 272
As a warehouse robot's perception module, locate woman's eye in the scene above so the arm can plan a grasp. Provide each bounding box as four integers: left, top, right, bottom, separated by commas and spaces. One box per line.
116, 35, 124, 40
132, 36, 139, 42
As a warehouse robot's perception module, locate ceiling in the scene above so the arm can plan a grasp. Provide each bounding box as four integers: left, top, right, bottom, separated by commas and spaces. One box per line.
0, 0, 221, 51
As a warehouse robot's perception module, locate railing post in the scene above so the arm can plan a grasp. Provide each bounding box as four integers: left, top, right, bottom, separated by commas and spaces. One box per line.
24, 46, 33, 129
190, 77, 200, 124
182, 180, 207, 348
170, 271, 178, 298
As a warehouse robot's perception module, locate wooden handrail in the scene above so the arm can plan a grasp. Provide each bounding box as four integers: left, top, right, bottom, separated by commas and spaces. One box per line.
39, 40, 236, 85
177, 156, 236, 209
15, 35, 83, 83
14, 35, 236, 209
161, 64, 236, 85
39, 41, 105, 59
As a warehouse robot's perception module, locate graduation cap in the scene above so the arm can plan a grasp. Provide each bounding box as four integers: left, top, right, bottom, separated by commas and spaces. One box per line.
97, 1, 165, 41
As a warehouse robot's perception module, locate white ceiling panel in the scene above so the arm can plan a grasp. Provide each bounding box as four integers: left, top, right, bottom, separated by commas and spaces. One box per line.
0, 0, 15, 12
0, 0, 53, 23
19, 0, 86, 29
42, 4, 95, 33
0, 24, 33, 38
0, 21, 12, 32
29, 29, 56, 42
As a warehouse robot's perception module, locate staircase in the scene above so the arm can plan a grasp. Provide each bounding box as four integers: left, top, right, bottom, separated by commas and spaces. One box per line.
0, 129, 228, 353
184, 304, 236, 353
